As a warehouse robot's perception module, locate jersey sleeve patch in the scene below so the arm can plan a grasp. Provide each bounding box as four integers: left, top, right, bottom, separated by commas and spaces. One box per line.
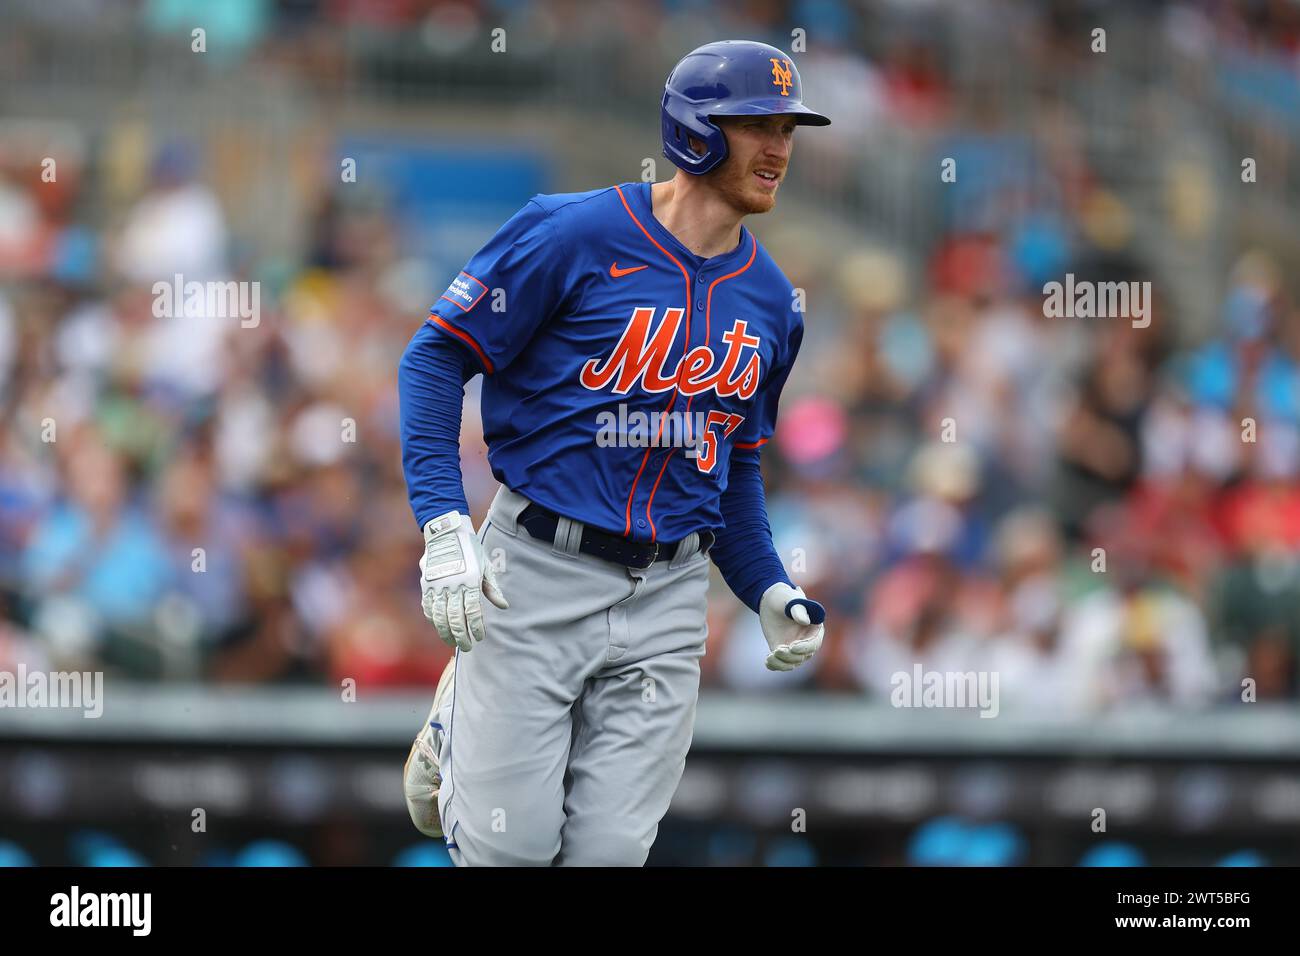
439, 271, 490, 313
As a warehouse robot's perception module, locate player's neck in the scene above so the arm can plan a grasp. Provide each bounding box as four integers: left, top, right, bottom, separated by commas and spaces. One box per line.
650, 179, 743, 260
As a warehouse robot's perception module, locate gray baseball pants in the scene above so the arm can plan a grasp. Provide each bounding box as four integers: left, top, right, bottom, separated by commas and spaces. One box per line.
435, 485, 711, 866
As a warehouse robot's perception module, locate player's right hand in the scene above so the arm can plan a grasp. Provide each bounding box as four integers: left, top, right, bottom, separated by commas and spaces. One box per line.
419, 511, 509, 651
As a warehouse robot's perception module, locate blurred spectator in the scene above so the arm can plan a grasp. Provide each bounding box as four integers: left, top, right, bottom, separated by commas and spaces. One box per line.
1055, 526, 1219, 711
21, 429, 174, 674
983, 508, 1074, 715
116, 142, 228, 284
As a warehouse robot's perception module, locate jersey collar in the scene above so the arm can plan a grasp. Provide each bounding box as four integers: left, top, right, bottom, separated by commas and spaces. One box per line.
630, 181, 754, 274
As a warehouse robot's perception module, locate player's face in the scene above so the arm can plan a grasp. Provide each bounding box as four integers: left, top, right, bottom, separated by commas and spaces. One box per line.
709, 114, 796, 214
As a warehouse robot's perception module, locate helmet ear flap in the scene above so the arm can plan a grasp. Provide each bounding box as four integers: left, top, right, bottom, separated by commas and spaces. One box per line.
661, 95, 727, 174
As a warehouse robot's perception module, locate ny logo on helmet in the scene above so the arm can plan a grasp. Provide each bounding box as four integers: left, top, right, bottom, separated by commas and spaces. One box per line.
770, 58, 793, 96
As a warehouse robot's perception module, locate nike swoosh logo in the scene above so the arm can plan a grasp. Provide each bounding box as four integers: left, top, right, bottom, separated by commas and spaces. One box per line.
610, 262, 648, 278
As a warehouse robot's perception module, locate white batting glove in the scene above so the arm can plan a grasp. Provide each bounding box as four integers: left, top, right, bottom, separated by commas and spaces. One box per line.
759, 582, 825, 672
419, 511, 508, 652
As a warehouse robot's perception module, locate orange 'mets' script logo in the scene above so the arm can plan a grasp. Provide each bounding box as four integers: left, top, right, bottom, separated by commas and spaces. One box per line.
770, 57, 793, 95
610, 262, 648, 278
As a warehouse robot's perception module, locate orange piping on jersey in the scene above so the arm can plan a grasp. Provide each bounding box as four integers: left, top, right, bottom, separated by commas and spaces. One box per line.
614, 184, 693, 541
643, 234, 758, 536
427, 313, 494, 374
733, 437, 769, 450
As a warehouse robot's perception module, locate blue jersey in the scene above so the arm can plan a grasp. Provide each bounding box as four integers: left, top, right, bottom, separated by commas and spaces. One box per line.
425, 181, 802, 544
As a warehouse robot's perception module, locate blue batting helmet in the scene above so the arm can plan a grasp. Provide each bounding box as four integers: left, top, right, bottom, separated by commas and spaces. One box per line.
661, 40, 831, 175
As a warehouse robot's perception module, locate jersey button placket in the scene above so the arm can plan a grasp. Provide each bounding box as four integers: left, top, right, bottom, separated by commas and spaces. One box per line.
680, 287, 701, 414
676, 277, 702, 455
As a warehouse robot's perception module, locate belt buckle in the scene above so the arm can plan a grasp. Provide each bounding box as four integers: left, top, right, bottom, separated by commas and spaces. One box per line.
638, 542, 659, 569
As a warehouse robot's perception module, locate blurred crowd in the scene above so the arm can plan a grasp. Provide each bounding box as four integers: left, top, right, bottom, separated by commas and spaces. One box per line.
721, 240, 1300, 713
2, 0, 1300, 715
0, 133, 441, 688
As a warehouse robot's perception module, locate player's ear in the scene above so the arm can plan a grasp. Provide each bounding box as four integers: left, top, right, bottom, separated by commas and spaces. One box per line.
687, 133, 705, 156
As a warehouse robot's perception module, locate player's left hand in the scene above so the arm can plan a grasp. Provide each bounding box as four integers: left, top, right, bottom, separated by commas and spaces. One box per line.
759, 582, 825, 672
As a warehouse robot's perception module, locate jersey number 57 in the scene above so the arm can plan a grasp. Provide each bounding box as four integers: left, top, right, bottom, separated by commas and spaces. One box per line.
694, 411, 745, 473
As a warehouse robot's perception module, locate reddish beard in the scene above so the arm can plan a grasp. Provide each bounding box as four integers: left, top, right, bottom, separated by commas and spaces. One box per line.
704, 151, 780, 215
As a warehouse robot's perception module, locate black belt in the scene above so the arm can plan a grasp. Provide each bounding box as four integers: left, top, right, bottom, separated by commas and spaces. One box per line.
517, 503, 714, 570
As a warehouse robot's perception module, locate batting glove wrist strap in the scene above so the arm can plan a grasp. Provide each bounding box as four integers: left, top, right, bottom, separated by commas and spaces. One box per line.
423, 511, 469, 577
419, 511, 509, 651
758, 582, 826, 672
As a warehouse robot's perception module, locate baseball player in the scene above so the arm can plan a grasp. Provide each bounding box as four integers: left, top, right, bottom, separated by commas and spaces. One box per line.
398, 40, 829, 866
